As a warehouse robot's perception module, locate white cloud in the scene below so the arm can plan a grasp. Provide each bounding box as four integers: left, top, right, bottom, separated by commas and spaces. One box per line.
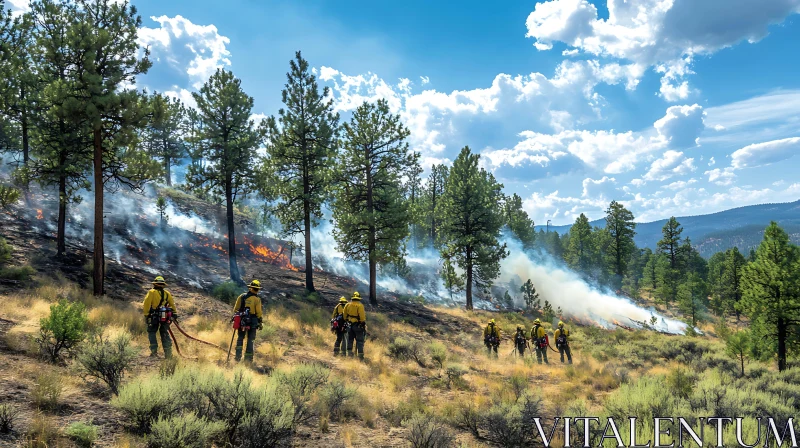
582, 176, 619, 201
705, 90, 800, 130
653, 104, 705, 148
562, 49, 580, 56
139, 15, 231, 89
708, 157, 716, 166
704, 167, 737, 186
730, 137, 800, 169
319, 66, 340, 82
522, 190, 608, 224
163, 88, 197, 109
420, 76, 430, 85
525, 0, 800, 101
664, 178, 698, 190
643, 150, 696, 181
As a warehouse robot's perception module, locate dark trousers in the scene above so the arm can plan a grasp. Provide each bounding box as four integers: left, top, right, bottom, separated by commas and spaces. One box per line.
559, 344, 573, 364
333, 329, 347, 354
346, 325, 365, 359
485, 342, 498, 357
235, 318, 258, 362
516, 342, 526, 357
147, 317, 172, 358
535, 346, 549, 364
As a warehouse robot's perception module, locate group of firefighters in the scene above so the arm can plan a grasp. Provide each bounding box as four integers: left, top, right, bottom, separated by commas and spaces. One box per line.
142, 275, 571, 365
484, 318, 573, 364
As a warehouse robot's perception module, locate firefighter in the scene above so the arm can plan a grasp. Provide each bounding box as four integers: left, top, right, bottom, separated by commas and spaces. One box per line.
531, 318, 549, 364
232, 280, 264, 363
513, 325, 528, 357
344, 292, 367, 360
142, 276, 176, 359
331, 297, 348, 356
483, 319, 501, 357
554, 321, 573, 364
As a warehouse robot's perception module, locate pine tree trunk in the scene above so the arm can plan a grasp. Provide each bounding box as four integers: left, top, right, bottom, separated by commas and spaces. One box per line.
367, 166, 377, 305
225, 179, 241, 283
92, 129, 105, 296
165, 156, 172, 186
777, 317, 787, 372
21, 104, 30, 202
465, 247, 473, 310
57, 174, 67, 257
740, 354, 745, 377
303, 198, 315, 292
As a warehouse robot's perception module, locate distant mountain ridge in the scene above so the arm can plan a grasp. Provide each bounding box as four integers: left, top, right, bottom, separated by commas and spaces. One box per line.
535, 199, 800, 258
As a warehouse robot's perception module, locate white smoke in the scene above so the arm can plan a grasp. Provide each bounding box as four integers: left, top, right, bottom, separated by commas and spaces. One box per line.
498, 237, 688, 334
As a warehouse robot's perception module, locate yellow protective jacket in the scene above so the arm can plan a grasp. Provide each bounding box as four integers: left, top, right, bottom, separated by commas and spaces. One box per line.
554, 328, 570, 342
142, 288, 176, 316
531, 325, 546, 340
483, 324, 500, 339
233, 292, 263, 320
331, 303, 347, 319
344, 300, 366, 324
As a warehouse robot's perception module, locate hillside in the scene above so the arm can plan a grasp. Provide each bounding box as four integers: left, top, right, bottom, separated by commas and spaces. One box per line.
537, 199, 800, 257
0, 188, 796, 447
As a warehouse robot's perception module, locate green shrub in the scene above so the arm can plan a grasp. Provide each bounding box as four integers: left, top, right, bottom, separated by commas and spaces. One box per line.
666, 367, 696, 399
447, 400, 480, 438
114, 380, 176, 434
428, 342, 447, 369
274, 363, 329, 425
508, 372, 528, 401
24, 413, 60, 448
233, 400, 294, 448
31, 371, 63, 411
75, 332, 138, 395
0, 237, 11, 265
65, 422, 98, 448
388, 336, 426, 367
212, 281, 241, 304
298, 306, 327, 328
0, 403, 18, 433
0, 185, 20, 209
37, 299, 88, 363
444, 364, 468, 390
317, 378, 357, 422
403, 412, 454, 448
481, 393, 542, 447
0, 265, 36, 281
147, 413, 224, 448
384, 391, 428, 427
604, 376, 675, 422
159, 357, 179, 378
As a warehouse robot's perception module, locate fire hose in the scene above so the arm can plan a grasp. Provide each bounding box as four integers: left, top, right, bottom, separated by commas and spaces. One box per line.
166, 327, 188, 359
172, 320, 224, 351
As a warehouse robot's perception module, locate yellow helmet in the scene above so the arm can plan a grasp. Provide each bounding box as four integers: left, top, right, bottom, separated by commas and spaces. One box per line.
352, 292, 361, 300
533, 318, 541, 325
248, 280, 261, 290
558, 321, 565, 328
152, 276, 166, 285
489, 319, 495, 325
339, 297, 348, 303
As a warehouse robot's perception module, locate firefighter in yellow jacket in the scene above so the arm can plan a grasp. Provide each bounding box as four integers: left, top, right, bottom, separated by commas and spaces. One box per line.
554, 321, 572, 364
344, 292, 367, 360
530, 318, 549, 364
483, 319, 501, 357
142, 276, 176, 359
331, 297, 348, 356
232, 280, 264, 363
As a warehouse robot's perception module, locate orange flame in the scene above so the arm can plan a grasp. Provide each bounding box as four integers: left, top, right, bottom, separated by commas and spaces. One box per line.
248, 242, 299, 271
36, 209, 43, 220
144, 259, 151, 265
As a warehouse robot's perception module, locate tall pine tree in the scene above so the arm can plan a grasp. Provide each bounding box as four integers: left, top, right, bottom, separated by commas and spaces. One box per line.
566, 213, 594, 275
656, 216, 684, 306
503, 193, 535, 249
422, 163, 448, 248
143, 92, 186, 186
331, 99, 417, 305
719, 247, 746, 320
190, 68, 260, 283
740, 222, 800, 371
605, 200, 636, 288
439, 147, 507, 310
266, 51, 339, 292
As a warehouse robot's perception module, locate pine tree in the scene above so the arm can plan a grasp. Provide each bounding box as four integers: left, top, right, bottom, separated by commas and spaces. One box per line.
642, 251, 660, 292
73, 0, 156, 296
726, 330, 751, 377
405, 161, 424, 252
740, 222, 800, 372
503, 193, 535, 249
26, 0, 93, 257
441, 249, 465, 302
422, 164, 448, 248
605, 200, 636, 289
331, 99, 416, 305
143, 92, 186, 186
656, 217, 684, 306
565, 213, 594, 275
542, 300, 555, 321
265, 52, 339, 293
156, 196, 168, 225
520, 278, 540, 310
678, 272, 706, 327
190, 68, 260, 283
719, 247, 746, 320
438, 146, 507, 310
706, 251, 727, 314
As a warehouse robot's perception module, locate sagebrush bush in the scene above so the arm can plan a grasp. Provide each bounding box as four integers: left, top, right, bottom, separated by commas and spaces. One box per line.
384, 391, 428, 427
0, 403, 18, 433
481, 394, 542, 447
212, 281, 240, 304
31, 371, 63, 411
403, 413, 455, 448
388, 336, 426, 367
75, 332, 138, 395
65, 422, 98, 448
0, 237, 12, 265
25, 413, 60, 448
317, 378, 357, 422
147, 413, 224, 448
444, 364, 468, 390
446, 400, 480, 438
298, 306, 327, 328
274, 363, 329, 425
428, 342, 447, 369
37, 299, 88, 363
666, 367, 696, 399
114, 380, 176, 434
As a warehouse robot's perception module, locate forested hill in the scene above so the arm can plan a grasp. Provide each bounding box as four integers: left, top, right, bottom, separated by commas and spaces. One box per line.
538, 200, 800, 258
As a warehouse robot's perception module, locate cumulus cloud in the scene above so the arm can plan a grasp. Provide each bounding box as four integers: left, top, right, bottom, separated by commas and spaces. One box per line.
525, 0, 800, 101
643, 150, 696, 181
653, 104, 705, 148
582, 176, 618, 201
730, 137, 800, 169
705, 167, 737, 186
522, 190, 609, 224
139, 15, 232, 89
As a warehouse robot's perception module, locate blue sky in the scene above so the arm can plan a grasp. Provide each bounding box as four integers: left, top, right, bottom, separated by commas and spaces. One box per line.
11, 0, 800, 225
